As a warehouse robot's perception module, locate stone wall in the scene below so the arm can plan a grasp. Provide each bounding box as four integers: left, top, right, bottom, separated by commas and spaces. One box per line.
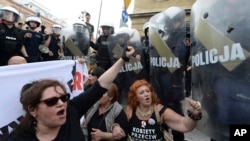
0, 0, 58, 32
130, 0, 195, 35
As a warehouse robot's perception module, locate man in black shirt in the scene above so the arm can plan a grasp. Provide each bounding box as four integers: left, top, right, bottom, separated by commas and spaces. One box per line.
85, 13, 94, 42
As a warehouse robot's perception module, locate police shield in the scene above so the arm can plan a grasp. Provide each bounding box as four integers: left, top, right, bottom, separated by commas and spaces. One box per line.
108, 27, 147, 105
149, 7, 189, 106
191, 0, 250, 140
60, 22, 90, 60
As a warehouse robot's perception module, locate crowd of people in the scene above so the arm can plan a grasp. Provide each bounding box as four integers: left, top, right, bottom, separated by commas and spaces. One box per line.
1, 5, 203, 141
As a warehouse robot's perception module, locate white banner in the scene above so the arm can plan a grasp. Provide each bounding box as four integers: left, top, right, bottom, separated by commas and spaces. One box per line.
0, 60, 88, 139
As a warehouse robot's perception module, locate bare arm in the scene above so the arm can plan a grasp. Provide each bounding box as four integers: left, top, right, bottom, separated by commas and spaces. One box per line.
91, 128, 115, 141
43, 35, 51, 47
20, 45, 28, 57
161, 99, 202, 132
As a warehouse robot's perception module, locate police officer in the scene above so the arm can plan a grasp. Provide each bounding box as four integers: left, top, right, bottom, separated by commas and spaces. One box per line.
42, 24, 63, 61
141, 22, 150, 81
149, 7, 190, 141
63, 20, 90, 60
91, 21, 114, 70
107, 27, 148, 105
0, 6, 27, 66
23, 15, 44, 62
191, 0, 250, 140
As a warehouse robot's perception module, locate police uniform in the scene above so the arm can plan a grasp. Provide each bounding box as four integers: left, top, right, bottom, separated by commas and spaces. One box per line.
0, 23, 23, 66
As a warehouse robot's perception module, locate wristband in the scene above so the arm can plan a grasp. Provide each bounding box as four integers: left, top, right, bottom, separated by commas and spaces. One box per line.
121, 56, 129, 62
187, 110, 202, 121
121, 47, 130, 62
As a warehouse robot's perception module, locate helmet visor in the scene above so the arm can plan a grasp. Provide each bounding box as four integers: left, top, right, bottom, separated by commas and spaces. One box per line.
1, 11, 18, 22
73, 24, 84, 33
52, 27, 61, 35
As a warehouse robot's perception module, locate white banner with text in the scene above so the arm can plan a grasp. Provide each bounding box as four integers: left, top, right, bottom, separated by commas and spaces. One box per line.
0, 60, 88, 140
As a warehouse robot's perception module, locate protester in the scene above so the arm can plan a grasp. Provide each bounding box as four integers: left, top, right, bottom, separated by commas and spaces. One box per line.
5, 46, 135, 141
84, 66, 105, 91
82, 83, 128, 141
7, 55, 27, 65
0, 6, 28, 66
112, 79, 202, 140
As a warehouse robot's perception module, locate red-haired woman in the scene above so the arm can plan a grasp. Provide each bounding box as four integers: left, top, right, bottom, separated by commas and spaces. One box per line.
112, 79, 202, 141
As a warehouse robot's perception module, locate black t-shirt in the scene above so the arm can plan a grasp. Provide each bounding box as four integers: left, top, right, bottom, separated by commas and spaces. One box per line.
85, 22, 94, 40
6, 81, 107, 141
128, 107, 167, 141
42, 35, 60, 61
87, 107, 128, 141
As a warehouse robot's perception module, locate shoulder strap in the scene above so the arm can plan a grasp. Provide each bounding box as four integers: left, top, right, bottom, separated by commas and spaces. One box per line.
154, 105, 174, 141
154, 105, 161, 124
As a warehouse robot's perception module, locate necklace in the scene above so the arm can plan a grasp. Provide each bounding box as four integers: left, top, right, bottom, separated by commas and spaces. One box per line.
136, 106, 152, 117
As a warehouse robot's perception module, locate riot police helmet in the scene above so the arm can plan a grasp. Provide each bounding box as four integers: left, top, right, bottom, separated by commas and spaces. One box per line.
25, 15, 42, 27
72, 19, 86, 33
115, 27, 133, 41
163, 6, 185, 29
51, 24, 62, 35
0, 6, 20, 23
149, 12, 170, 38
100, 21, 114, 36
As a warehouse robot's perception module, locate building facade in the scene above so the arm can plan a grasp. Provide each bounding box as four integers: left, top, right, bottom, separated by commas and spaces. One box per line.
0, 0, 66, 33
130, 0, 195, 35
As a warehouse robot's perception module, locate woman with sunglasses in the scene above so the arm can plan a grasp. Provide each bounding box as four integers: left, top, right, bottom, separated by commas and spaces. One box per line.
85, 66, 105, 91
6, 47, 135, 141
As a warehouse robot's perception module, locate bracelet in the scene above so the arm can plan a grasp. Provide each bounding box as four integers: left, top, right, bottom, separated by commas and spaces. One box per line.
187, 110, 202, 121
121, 56, 129, 62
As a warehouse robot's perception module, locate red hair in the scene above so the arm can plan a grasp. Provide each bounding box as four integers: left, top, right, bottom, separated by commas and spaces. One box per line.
127, 79, 160, 110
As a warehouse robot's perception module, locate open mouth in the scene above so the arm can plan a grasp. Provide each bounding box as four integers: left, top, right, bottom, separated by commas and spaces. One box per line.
57, 109, 65, 116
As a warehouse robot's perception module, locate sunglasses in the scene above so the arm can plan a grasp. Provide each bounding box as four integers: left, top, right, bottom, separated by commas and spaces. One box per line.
89, 72, 96, 76
39, 94, 70, 107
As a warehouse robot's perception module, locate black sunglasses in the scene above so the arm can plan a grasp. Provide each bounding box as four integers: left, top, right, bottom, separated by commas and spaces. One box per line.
39, 94, 70, 107
89, 72, 96, 76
